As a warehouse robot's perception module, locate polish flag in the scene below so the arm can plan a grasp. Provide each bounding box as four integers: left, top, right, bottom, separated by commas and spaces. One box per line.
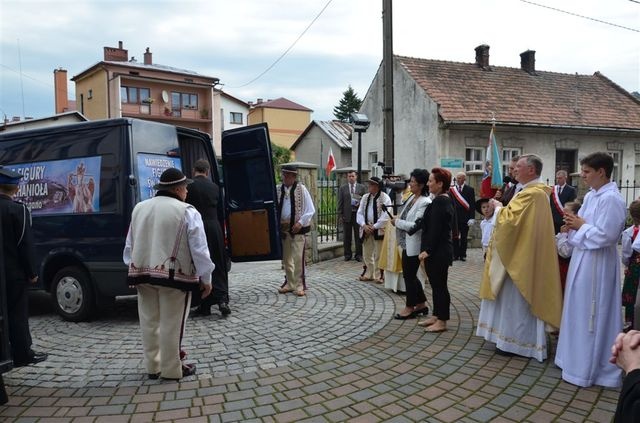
326, 147, 336, 176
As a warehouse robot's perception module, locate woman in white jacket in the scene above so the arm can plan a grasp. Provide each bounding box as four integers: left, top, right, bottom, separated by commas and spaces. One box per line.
392, 168, 432, 319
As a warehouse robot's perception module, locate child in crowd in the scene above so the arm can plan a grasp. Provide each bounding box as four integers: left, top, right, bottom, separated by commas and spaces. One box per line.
622, 199, 640, 331
475, 198, 496, 260
556, 201, 581, 296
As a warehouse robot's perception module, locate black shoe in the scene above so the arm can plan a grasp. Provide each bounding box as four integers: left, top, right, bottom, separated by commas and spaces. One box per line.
218, 303, 231, 316
161, 364, 197, 381
354, 255, 363, 262
394, 312, 416, 320
344, 256, 352, 261
413, 306, 429, 316
148, 372, 160, 380
14, 351, 48, 367
460, 257, 466, 262
195, 305, 211, 316
495, 348, 517, 357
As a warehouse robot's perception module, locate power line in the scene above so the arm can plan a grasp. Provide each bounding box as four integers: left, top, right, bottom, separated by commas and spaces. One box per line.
0, 63, 75, 96
228, 0, 334, 88
520, 0, 640, 32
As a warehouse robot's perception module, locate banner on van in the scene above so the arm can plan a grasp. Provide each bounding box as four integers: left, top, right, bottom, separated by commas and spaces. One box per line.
136, 153, 182, 201
9, 156, 102, 215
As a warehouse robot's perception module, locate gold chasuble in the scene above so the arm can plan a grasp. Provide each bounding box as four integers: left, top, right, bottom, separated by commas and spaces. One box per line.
479, 182, 563, 328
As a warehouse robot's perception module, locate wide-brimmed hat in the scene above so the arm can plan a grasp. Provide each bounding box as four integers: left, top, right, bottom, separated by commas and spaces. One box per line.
0, 166, 22, 185
281, 165, 298, 175
475, 197, 491, 215
153, 168, 193, 190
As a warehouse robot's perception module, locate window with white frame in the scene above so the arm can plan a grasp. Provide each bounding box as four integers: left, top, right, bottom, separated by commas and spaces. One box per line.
230, 112, 243, 124
368, 152, 378, 177
465, 147, 484, 172
502, 148, 521, 177
609, 151, 622, 182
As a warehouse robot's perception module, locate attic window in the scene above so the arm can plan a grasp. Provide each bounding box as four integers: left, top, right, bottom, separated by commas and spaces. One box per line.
129, 71, 139, 75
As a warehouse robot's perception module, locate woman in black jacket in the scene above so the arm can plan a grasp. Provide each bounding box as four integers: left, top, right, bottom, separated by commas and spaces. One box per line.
418, 167, 454, 333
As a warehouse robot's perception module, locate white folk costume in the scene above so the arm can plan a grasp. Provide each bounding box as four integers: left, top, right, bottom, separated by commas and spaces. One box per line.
555, 181, 626, 388
476, 179, 563, 362
123, 192, 214, 380
356, 189, 392, 281
277, 180, 315, 293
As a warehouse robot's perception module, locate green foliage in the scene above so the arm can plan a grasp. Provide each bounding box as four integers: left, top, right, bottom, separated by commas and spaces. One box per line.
333, 85, 363, 121
271, 143, 291, 183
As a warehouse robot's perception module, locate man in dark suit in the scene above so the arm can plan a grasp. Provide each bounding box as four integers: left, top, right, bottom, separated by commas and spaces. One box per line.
550, 169, 577, 234
451, 172, 475, 261
496, 156, 519, 206
337, 171, 366, 261
0, 166, 47, 367
185, 159, 230, 316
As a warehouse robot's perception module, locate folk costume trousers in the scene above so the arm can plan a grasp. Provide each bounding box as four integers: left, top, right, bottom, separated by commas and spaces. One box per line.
281, 228, 307, 291
137, 284, 191, 379
362, 234, 383, 280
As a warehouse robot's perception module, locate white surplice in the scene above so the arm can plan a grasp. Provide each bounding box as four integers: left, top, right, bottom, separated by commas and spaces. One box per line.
554, 181, 626, 388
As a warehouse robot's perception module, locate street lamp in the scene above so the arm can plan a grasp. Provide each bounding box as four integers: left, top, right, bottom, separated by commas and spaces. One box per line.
351, 113, 370, 183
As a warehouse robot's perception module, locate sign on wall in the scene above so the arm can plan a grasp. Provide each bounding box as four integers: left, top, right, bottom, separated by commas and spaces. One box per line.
440, 157, 464, 168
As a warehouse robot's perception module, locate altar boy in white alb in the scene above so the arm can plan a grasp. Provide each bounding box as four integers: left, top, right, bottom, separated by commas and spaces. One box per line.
555, 152, 626, 388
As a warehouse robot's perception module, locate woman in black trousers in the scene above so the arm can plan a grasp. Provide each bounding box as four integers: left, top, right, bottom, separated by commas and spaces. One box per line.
418, 167, 454, 333
391, 168, 431, 320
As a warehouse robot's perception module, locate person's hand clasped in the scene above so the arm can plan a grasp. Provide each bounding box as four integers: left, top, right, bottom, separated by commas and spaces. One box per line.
418, 251, 429, 261
610, 330, 640, 374
563, 213, 585, 230
291, 222, 302, 234
467, 218, 475, 227
200, 282, 213, 299
29, 275, 38, 284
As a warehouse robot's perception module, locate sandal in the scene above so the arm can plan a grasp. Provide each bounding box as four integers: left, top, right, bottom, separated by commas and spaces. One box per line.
418, 316, 438, 327
278, 287, 294, 294
358, 276, 374, 281
295, 290, 306, 296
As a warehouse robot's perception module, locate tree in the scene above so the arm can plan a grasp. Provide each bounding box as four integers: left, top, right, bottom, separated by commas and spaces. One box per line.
271, 143, 291, 183
333, 85, 363, 121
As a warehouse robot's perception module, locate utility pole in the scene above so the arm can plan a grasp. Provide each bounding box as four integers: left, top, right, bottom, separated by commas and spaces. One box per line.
382, 0, 394, 174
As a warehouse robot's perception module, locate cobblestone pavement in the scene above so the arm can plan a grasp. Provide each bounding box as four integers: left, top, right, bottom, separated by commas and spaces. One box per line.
0, 249, 620, 422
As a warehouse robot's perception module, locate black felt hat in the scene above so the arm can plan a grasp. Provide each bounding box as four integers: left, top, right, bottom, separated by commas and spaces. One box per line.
0, 166, 22, 185
281, 165, 298, 174
153, 168, 193, 190
475, 197, 491, 215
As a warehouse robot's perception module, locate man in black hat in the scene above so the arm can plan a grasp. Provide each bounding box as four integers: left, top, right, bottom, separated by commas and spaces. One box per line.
0, 166, 48, 367
185, 159, 230, 317
124, 167, 214, 380
356, 177, 392, 282
276, 165, 315, 296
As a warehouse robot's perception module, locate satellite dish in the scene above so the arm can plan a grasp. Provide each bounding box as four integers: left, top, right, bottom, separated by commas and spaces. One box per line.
161, 90, 169, 103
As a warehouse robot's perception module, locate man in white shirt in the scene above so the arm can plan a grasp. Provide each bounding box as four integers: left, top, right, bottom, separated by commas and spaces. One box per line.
277, 165, 316, 296
123, 168, 214, 380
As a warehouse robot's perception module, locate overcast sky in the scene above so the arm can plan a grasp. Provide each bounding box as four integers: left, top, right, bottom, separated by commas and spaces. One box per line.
1, 0, 639, 122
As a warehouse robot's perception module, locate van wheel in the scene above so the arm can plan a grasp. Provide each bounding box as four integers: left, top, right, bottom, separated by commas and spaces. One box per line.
52, 266, 95, 322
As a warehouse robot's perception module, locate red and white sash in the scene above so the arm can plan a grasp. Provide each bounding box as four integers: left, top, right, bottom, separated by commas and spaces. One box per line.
552, 185, 564, 215
449, 186, 470, 211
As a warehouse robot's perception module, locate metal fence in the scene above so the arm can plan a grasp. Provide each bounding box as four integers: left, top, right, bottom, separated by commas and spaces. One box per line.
315, 178, 340, 243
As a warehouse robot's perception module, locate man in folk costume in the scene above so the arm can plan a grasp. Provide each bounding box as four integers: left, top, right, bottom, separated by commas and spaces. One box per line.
476, 154, 563, 362
124, 168, 214, 380
276, 165, 315, 296
550, 169, 577, 234
356, 177, 392, 282
450, 172, 476, 261
556, 152, 626, 388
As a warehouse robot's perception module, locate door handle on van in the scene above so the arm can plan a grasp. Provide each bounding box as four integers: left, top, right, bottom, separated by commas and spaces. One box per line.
264, 200, 274, 204
128, 174, 137, 186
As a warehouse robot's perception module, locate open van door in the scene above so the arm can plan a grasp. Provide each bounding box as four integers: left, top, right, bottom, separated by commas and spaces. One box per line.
222, 123, 282, 262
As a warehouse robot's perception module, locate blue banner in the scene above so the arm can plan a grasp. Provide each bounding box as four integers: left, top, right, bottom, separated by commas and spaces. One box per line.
136, 153, 182, 201
10, 157, 102, 215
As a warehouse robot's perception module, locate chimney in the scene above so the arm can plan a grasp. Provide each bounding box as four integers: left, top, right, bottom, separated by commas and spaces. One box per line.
520, 50, 536, 75
54, 68, 69, 114
144, 47, 152, 65
103, 41, 128, 61
12, 116, 20, 122
256, 98, 263, 104
475, 44, 490, 70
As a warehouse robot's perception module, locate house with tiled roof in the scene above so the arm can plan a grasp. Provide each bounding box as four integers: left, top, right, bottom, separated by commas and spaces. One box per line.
359, 45, 640, 184
248, 97, 312, 149
291, 120, 354, 175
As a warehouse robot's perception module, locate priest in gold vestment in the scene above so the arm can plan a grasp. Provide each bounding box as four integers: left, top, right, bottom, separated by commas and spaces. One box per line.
476, 155, 563, 362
